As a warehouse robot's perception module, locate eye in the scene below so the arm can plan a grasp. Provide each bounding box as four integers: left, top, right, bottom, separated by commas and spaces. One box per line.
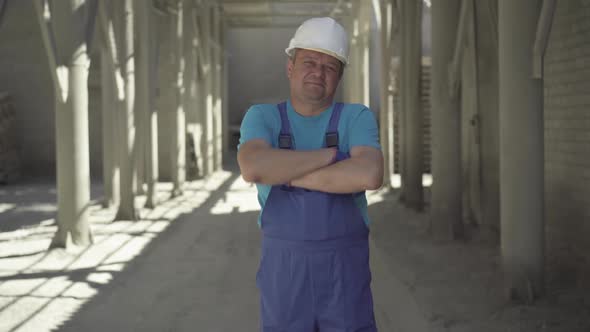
327, 66, 337, 73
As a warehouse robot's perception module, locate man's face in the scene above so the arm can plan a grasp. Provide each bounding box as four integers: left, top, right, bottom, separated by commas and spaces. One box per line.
287, 49, 343, 106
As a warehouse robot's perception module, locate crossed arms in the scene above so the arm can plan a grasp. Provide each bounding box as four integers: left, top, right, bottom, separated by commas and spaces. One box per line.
237, 139, 384, 194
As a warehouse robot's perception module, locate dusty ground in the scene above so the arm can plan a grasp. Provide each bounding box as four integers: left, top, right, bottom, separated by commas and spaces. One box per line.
0, 166, 589, 331
369, 193, 590, 332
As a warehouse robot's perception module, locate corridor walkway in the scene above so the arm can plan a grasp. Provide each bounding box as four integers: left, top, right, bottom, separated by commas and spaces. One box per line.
1, 162, 588, 331
0, 165, 429, 332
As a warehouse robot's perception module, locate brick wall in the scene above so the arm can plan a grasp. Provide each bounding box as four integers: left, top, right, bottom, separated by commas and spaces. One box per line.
544, 0, 590, 288
393, 61, 432, 174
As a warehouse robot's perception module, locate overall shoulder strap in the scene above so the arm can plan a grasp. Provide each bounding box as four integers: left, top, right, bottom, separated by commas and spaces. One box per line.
277, 102, 293, 149
325, 102, 344, 148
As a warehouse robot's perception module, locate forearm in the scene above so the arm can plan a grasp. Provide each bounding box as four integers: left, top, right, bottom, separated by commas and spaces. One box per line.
238, 143, 336, 185
291, 153, 384, 193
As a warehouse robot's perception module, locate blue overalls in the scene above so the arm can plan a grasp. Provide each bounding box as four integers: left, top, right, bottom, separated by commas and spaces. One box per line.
257, 102, 377, 332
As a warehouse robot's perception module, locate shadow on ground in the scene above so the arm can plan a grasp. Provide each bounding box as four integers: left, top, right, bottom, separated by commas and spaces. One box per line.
0, 171, 262, 332
368, 192, 590, 332
49, 173, 261, 332
2, 168, 589, 332
0, 181, 104, 232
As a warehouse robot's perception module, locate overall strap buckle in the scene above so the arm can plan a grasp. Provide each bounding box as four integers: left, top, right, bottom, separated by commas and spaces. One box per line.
277, 102, 294, 150
325, 132, 339, 148
279, 134, 293, 149
325, 102, 344, 148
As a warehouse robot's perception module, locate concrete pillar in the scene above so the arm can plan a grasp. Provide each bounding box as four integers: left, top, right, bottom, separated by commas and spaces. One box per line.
42, 0, 93, 247
212, 5, 223, 171
354, 13, 364, 104
114, 0, 138, 221
134, 62, 146, 197
345, 1, 362, 104
460, 0, 481, 225
132, 1, 147, 196
430, 0, 462, 239
475, 0, 500, 235
400, 0, 424, 210
134, 3, 146, 196
194, 55, 206, 178
398, 0, 407, 198
373, 0, 396, 187
388, 3, 399, 186
341, 12, 354, 103
136, 0, 158, 208
187, 4, 205, 179
387, 70, 396, 182
387, 1, 399, 185
183, 0, 197, 180
100, 48, 120, 208
171, 1, 186, 196
499, 0, 545, 302
359, 0, 371, 107
221, 23, 229, 167
374, 0, 388, 185
200, 5, 215, 176
55, 47, 93, 246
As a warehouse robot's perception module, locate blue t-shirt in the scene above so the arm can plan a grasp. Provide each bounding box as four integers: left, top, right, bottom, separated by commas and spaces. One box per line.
238, 100, 381, 226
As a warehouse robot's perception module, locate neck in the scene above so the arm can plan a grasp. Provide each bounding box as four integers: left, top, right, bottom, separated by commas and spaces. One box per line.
290, 95, 333, 117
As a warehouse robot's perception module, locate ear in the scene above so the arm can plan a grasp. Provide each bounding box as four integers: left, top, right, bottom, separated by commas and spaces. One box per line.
286, 58, 294, 79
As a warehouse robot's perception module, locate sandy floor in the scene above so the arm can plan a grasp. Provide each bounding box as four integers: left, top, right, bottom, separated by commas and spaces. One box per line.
369, 194, 590, 332
0, 167, 589, 331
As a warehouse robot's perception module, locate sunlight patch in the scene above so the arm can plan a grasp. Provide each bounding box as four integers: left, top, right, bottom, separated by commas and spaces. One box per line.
0, 203, 15, 213
62, 282, 98, 299
366, 189, 387, 206
0, 297, 50, 332
0, 278, 48, 297
389, 174, 432, 189
0, 170, 235, 331
15, 298, 82, 332
97, 263, 125, 272
210, 177, 260, 215
15, 204, 57, 213
87, 272, 113, 285
31, 276, 72, 298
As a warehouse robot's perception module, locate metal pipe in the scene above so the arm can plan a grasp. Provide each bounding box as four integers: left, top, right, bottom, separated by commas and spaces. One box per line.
532, 0, 556, 78
448, 0, 469, 100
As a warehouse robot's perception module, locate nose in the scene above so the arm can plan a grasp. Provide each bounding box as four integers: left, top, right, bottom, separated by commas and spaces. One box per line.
311, 64, 327, 79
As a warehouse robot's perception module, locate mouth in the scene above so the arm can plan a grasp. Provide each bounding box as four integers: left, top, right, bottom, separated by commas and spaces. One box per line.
304, 81, 325, 88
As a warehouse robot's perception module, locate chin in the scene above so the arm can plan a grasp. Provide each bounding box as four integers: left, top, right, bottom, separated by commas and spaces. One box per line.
303, 93, 325, 101
303, 87, 325, 96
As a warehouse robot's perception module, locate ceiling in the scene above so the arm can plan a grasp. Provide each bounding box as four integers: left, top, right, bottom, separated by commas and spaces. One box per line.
154, 0, 431, 28
220, 0, 352, 28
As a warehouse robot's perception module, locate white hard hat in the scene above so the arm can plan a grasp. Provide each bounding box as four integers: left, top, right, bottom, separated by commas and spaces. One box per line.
285, 17, 349, 65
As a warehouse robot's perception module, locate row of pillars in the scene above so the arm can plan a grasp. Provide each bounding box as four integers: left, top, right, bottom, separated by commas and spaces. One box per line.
34, 0, 546, 302
343, 0, 425, 210
35, 0, 226, 251
357, 0, 546, 302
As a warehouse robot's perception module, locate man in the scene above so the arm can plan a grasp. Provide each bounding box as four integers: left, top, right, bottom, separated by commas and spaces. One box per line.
238, 17, 383, 332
